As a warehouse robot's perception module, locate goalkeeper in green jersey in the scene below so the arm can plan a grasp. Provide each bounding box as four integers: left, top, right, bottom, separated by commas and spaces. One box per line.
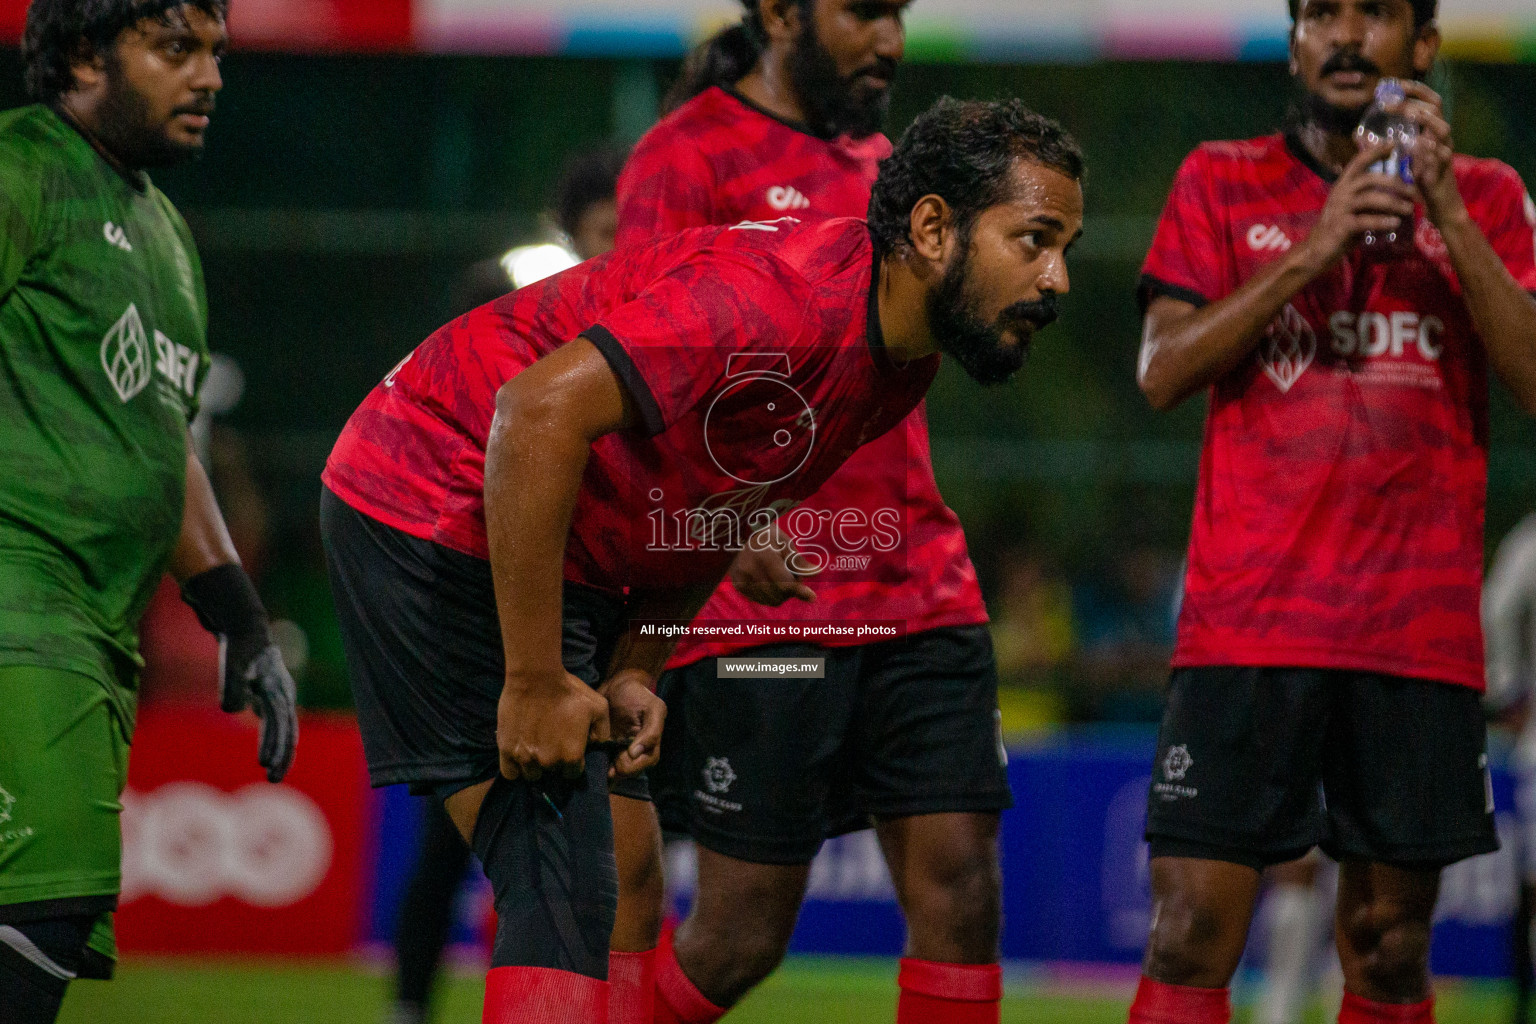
0, 2, 298, 1019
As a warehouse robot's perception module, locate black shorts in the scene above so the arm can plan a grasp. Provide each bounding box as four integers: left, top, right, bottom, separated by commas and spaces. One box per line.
320, 487, 644, 798
1146, 666, 1499, 870
651, 625, 1014, 864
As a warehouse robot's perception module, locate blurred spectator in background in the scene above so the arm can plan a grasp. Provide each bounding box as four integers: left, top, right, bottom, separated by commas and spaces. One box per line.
449, 146, 626, 314
990, 547, 1076, 685
383, 144, 624, 1024
1072, 546, 1180, 720
1254, 852, 1340, 1024
1484, 511, 1536, 1024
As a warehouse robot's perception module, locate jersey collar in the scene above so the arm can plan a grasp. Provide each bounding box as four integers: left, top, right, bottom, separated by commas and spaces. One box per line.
720, 86, 836, 141
1283, 128, 1341, 185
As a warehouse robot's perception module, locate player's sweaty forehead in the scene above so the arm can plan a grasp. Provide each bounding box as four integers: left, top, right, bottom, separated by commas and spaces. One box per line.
993, 161, 1085, 241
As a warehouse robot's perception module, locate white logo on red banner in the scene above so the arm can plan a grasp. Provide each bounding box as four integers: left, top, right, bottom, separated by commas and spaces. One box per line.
121, 783, 333, 908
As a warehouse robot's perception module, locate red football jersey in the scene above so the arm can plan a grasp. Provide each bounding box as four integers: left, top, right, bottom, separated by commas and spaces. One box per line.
618, 86, 988, 664
323, 217, 937, 595
1142, 133, 1536, 690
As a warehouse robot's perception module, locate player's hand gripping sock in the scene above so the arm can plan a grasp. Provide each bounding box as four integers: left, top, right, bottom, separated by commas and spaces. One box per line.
1337, 991, 1434, 1023
610, 948, 657, 1024
483, 965, 607, 1024
654, 930, 726, 1024
1128, 976, 1232, 1024
896, 958, 1002, 1024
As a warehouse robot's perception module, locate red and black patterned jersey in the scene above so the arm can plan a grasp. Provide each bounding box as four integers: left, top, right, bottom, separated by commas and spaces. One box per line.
1142, 132, 1536, 691
323, 217, 937, 595
618, 85, 988, 665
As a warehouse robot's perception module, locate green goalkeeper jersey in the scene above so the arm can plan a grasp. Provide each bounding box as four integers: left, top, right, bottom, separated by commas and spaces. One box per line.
0, 105, 209, 684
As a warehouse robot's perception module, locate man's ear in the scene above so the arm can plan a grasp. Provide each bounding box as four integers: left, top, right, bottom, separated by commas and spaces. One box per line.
66, 38, 108, 95
1412, 23, 1440, 79
759, 0, 804, 48
907, 194, 954, 266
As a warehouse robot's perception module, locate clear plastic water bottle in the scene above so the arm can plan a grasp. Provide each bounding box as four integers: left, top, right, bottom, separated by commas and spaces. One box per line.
1354, 78, 1418, 254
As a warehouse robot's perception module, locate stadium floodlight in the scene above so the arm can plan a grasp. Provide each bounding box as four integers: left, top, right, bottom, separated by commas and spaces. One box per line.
500, 242, 581, 289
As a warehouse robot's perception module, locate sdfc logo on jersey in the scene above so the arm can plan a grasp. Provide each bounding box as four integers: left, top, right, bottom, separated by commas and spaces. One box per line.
766, 186, 811, 212
101, 303, 152, 403
1257, 303, 1315, 393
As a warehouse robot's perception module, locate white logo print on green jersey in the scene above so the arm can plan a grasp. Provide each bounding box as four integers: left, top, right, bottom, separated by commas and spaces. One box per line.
0, 786, 14, 825
101, 303, 151, 402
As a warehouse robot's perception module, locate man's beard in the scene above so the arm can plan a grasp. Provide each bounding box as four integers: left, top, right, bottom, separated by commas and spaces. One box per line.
786, 23, 894, 139
95, 64, 208, 168
927, 238, 1059, 387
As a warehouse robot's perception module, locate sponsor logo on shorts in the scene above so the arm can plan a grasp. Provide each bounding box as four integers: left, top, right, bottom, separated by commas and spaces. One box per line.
1152, 745, 1198, 801
694, 757, 743, 815
702, 757, 737, 794
1163, 745, 1192, 781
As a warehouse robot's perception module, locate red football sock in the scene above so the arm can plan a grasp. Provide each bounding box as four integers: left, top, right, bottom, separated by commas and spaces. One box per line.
482, 965, 607, 1024
610, 948, 657, 1024
1338, 991, 1435, 1023
653, 930, 726, 1024
1127, 976, 1231, 1024
896, 959, 1002, 1024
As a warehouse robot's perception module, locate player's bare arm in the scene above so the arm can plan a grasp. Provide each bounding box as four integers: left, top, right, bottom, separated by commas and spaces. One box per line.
1138, 141, 1415, 411
172, 431, 298, 782
1395, 79, 1536, 412
600, 579, 724, 776
483, 337, 637, 782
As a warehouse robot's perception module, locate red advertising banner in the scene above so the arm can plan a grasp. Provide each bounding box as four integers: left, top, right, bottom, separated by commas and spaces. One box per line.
116, 709, 375, 957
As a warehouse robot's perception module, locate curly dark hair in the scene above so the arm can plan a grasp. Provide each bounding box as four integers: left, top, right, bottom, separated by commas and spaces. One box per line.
23, 0, 229, 104
553, 146, 626, 239
1287, 0, 1436, 28
663, 0, 814, 114
867, 97, 1084, 259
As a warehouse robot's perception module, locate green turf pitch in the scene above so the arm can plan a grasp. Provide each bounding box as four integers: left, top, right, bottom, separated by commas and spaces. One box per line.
59, 956, 1510, 1023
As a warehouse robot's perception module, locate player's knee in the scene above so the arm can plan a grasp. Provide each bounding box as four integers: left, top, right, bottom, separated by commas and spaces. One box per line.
680, 909, 794, 1005
1340, 906, 1433, 999
0, 916, 94, 1024
1143, 894, 1241, 986
615, 833, 664, 907
902, 847, 1002, 957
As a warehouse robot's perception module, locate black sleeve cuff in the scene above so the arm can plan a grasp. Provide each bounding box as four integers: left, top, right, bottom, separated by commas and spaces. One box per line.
1137, 274, 1211, 314
584, 324, 667, 437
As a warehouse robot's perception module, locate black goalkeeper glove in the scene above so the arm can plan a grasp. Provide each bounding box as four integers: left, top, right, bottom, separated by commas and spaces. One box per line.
181, 563, 299, 782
